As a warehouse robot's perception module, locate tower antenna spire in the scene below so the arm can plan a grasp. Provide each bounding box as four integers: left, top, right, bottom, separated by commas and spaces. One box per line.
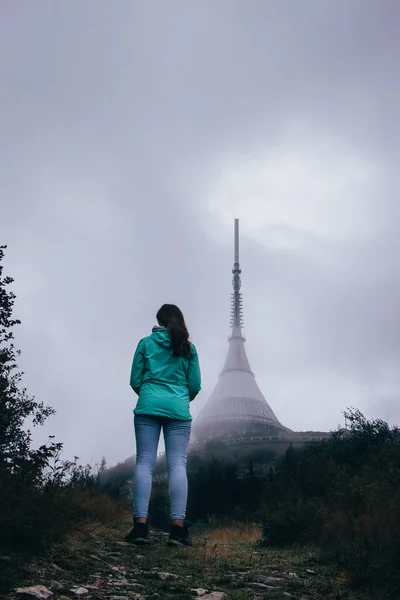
230, 218, 244, 333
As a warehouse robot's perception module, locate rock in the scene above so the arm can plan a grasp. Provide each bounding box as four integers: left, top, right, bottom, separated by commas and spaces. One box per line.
49, 581, 63, 591
283, 594, 293, 598
263, 576, 284, 583
108, 579, 129, 586
107, 596, 144, 600
306, 569, 316, 576
111, 565, 126, 574
90, 578, 105, 589
157, 572, 178, 581
247, 582, 276, 591
201, 594, 226, 600
85, 585, 102, 591
50, 564, 68, 574
15, 585, 54, 600
288, 572, 299, 579
114, 542, 131, 547
73, 588, 89, 596
190, 589, 208, 597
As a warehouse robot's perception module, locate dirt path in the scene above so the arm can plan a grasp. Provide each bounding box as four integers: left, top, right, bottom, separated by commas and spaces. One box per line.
5, 523, 367, 600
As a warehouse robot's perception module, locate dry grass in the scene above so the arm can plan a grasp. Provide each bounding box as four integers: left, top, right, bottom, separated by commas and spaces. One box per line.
192, 523, 263, 561
198, 523, 262, 545
65, 519, 125, 546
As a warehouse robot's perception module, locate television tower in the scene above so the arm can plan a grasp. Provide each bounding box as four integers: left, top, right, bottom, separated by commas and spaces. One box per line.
193, 219, 291, 442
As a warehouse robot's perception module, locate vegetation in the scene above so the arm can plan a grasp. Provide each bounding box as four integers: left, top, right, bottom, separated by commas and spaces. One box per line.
0, 247, 60, 479
0, 246, 124, 592
261, 409, 400, 596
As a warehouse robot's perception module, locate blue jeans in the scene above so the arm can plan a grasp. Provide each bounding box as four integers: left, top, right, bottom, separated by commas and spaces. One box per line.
133, 414, 191, 520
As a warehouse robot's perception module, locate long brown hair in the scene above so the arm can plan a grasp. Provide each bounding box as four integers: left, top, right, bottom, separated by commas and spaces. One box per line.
156, 304, 191, 358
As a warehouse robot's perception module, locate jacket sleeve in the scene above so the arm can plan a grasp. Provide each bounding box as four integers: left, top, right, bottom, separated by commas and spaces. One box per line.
187, 345, 201, 401
130, 339, 145, 395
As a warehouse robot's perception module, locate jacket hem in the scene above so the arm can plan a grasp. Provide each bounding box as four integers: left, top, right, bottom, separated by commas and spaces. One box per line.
133, 408, 192, 421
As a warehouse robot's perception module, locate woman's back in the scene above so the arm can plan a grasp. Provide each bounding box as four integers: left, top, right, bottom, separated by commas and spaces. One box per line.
130, 325, 201, 421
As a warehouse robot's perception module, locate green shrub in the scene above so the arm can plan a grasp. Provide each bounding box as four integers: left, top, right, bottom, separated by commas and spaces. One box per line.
260, 410, 400, 596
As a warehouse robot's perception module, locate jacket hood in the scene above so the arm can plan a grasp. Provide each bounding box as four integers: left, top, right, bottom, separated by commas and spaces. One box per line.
151, 326, 172, 348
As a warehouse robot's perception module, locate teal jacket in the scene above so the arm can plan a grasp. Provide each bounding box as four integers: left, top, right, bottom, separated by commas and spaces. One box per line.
130, 327, 201, 421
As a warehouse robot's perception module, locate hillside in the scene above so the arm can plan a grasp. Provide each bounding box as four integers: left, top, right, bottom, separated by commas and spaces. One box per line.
3, 516, 370, 600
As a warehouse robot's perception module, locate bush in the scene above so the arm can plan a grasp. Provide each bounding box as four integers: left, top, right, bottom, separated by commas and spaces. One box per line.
0, 246, 60, 479
260, 410, 400, 596
0, 248, 127, 594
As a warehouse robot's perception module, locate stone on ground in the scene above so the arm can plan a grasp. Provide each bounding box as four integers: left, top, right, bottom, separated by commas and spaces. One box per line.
15, 586, 53, 600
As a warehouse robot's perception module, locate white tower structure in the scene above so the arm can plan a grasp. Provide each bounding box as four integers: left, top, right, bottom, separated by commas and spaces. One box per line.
193, 219, 292, 443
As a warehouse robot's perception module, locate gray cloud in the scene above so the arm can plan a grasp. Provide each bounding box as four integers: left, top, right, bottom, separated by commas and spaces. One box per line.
1, 0, 400, 465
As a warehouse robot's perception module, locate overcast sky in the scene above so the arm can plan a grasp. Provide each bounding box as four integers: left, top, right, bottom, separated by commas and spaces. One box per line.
1, 1, 400, 467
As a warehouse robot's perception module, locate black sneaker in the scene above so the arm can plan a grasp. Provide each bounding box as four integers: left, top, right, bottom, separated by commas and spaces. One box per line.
167, 524, 192, 547
125, 521, 148, 545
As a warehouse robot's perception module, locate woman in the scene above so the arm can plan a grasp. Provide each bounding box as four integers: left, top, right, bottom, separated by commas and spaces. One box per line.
126, 304, 201, 546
